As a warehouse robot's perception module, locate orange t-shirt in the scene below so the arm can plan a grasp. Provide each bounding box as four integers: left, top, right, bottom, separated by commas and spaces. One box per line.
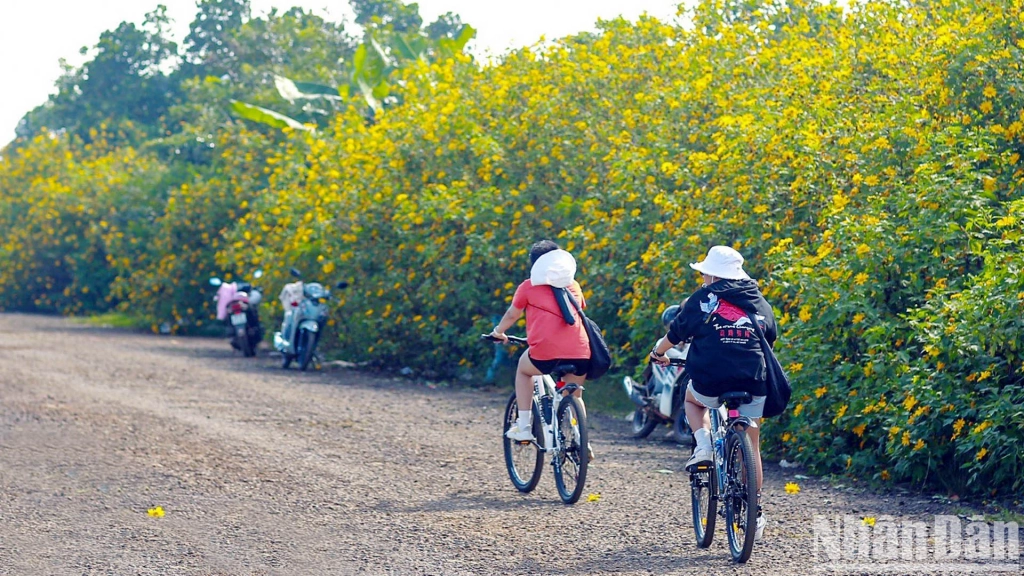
512, 279, 590, 361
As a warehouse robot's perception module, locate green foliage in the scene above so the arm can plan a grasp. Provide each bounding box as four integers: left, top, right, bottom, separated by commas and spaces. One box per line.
1, 0, 1022, 501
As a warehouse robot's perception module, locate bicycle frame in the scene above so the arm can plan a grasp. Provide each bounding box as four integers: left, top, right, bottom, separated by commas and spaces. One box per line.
531, 374, 581, 470
708, 405, 754, 496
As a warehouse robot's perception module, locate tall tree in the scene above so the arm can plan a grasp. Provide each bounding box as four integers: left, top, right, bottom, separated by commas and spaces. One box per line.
181, 0, 252, 79
16, 6, 179, 143
425, 11, 464, 40
350, 0, 423, 33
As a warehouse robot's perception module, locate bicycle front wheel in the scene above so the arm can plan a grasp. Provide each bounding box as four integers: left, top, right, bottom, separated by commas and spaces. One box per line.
724, 429, 758, 563
553, 395, 589, 504
502, 393, 543, 493
690, 457, 717, 548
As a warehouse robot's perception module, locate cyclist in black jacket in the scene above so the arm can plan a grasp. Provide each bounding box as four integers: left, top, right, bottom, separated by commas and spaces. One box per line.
649, 245, 776, 541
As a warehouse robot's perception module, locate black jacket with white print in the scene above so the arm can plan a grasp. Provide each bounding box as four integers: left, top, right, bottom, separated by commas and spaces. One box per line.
666, 278, 777, 398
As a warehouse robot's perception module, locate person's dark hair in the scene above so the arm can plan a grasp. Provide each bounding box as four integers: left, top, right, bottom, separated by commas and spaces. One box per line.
529, 240, 560, 265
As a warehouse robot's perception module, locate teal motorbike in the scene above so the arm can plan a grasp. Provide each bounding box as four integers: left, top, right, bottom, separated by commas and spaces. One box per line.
274, 268, 348, 371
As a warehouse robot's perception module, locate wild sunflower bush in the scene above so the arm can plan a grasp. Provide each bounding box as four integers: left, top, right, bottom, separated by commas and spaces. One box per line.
1, 0, 1022, 497
0, 130, 166, 314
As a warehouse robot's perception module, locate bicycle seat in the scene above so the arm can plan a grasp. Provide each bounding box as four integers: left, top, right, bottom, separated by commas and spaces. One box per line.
552, 364, 579, 378
718, 391, 753, 406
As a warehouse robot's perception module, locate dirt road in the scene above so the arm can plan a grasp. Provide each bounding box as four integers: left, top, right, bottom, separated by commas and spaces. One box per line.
0, 314, 1018, 575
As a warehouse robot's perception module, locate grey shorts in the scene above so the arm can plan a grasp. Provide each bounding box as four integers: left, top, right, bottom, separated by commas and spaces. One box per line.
687, 382, 766, 419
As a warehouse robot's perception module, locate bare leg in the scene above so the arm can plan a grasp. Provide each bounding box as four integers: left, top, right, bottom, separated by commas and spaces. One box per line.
515, 351, 543, 411
563, 372, 587, 417
685, 388, 710, 435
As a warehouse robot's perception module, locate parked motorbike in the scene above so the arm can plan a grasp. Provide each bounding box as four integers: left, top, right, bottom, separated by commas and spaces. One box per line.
210, 270, 265, 357
622, 304, 695, 444
274, 268, 348, 371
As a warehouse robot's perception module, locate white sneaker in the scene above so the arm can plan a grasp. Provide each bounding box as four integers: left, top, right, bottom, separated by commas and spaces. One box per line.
505, 423, 535, 442
755, 513, 766, 540
685, 447, 713, 470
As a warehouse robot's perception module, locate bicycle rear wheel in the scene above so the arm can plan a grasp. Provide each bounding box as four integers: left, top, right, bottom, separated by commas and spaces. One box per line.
690, 459, 717, 548
553, 395, 589, 504
502, 393, 543, 493
724, 429, 758, 563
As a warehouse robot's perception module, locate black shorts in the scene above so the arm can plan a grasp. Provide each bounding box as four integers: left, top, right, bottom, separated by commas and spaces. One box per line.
529, 355, 591, 377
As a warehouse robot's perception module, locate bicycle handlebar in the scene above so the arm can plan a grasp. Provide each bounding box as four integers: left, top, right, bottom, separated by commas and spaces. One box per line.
481, 334, 528, 346
650, 357, 686, 367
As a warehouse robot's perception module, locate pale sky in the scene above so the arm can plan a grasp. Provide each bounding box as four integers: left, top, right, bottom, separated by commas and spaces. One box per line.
0, 0, 685, 146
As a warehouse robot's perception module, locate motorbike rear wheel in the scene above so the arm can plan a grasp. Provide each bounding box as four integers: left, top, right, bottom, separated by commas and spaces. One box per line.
236, 327, 254, 357
631, 408, 659, 439
297, 329, 318, 371
630, 372, 659, 439
673, 405, 695, 446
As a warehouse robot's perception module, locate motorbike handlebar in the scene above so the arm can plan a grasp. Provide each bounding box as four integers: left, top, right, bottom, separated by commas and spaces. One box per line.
481, 334, 528, 346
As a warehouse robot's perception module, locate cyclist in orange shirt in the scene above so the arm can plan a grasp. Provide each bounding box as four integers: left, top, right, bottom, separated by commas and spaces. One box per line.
489, 240, 592, 455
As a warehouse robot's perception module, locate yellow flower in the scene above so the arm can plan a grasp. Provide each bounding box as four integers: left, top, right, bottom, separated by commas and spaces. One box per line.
854, 272, 868, 285
814, 386, 828, 398
980, 101, 993, 114
976, 448, 988, 461
852, 313, 865, 324
880, 470, 891, 481
862, 517, 876, 527
852, 424, 866, 437
587, 493, 602, 502
147, 506, 165, 518
902, 395, 918, 412
913, 439, 925, 451
952, 418, 966, 439
855, 243, 871, 256
798, 306, 812, 323
784, 482, 800, 494
983, 84, 996, 98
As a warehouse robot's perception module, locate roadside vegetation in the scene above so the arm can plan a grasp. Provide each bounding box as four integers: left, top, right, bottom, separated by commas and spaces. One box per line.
1, 0, 1021, 499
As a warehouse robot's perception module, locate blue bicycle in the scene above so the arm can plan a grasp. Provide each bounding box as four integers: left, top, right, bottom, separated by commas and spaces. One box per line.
670, 359, 759, 563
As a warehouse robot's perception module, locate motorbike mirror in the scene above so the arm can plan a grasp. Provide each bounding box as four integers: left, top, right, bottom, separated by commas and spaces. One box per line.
209, 277, 222, 287
290, 268, 302, 278
253, 270, 263, 279
336, 281, 349, 290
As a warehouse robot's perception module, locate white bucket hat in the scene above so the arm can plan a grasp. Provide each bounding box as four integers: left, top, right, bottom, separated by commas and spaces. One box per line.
530, 249, 577, 288
689, 245, 750, 280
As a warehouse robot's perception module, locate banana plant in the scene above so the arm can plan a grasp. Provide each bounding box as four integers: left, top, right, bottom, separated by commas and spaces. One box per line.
230, 24, 475, 130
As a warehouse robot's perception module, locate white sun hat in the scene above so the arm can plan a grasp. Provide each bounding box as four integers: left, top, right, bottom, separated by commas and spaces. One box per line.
530, 249, 577, 288
689, 245, 750, 280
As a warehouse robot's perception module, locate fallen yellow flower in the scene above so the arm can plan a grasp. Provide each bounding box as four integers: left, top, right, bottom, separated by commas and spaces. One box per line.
587, 493, 601, 502
784, 482, 800, 494
147, 506, 165, 518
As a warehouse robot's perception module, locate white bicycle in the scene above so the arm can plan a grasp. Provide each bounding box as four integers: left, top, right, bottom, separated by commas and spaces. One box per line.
482, 334, 589, 504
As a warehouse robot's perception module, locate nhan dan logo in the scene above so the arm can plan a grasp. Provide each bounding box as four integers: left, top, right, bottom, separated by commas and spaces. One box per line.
813, 514, 1020, 573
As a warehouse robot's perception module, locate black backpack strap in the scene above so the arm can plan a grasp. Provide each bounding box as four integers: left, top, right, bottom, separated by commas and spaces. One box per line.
563, 288, 587, 320
549, 286, 576, 325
